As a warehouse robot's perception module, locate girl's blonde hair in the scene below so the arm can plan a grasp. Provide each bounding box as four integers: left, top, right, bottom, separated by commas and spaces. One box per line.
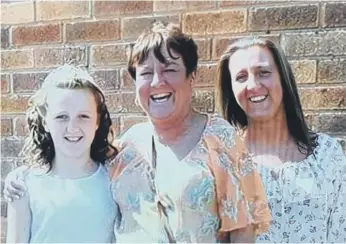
21, 64, 118, 171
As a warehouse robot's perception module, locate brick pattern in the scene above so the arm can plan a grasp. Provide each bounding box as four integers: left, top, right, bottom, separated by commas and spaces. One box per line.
1, 1, 346, 240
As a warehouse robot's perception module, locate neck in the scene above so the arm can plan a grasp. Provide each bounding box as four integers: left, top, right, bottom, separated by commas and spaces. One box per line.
151, 107, 194, 145
245, 110, 291, 148
51, 152, 96, 178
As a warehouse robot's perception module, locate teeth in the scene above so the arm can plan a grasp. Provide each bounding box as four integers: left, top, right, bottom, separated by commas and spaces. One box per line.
65, 137, 82, 142
151, 93, 172, 103
152, 93, 171, 99
250, 96, 267, 102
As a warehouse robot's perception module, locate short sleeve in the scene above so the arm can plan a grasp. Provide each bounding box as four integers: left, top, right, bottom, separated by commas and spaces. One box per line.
204, 123, 271, 236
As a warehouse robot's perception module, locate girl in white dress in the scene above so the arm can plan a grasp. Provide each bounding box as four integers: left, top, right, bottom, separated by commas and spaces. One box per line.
5, 64, 118, 243
216, 36, 346, 243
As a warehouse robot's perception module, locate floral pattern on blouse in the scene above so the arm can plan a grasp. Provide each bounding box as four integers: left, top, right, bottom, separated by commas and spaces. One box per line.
109, 114, 271, 243
255, 133, 346, 243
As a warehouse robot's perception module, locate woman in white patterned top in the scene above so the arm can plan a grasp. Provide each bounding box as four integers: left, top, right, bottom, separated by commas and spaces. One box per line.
216, 36, 346, 243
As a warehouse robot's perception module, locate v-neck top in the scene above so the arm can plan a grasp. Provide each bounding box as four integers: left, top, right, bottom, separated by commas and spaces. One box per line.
109, 114, 271, 243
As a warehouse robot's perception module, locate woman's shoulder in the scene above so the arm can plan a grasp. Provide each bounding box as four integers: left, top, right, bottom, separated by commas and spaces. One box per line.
203, 113, 239, 148
315, 132, 345, 157
313, 132, 346, 177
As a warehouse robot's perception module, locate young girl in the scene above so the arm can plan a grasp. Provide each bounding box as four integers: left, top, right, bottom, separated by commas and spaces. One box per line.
6, 64, 118, 243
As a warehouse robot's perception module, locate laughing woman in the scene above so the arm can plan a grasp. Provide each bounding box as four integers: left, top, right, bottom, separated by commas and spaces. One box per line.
108, 22, 271, 243
216, 36, 346, 243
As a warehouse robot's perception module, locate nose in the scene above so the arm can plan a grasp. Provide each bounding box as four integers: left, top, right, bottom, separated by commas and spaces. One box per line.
150, 71, 165, 87
246, 74, 260, 91
67, 119, 80, 133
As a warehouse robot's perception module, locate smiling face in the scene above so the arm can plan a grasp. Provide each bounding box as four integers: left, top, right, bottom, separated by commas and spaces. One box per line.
135, 47, 193, 122
228, 45, 284, 122
44, 88, 99, 159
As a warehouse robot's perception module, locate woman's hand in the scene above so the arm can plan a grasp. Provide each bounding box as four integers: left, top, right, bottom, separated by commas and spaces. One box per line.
3, 166, 28, 202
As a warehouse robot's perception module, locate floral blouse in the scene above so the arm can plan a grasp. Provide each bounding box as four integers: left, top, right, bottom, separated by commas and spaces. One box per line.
256, 133, 346, 243
109, 114, 271, 242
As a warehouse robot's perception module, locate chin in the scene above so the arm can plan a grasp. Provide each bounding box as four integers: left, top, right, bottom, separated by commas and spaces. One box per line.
149, 111, 175, 121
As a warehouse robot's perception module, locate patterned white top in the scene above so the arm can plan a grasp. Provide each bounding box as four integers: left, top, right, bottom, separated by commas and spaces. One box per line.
256, 133, 346, 243
109, 114, 271, 243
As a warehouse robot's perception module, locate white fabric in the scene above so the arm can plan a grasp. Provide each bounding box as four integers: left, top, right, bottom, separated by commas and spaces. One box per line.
256, 133, 346, 243
26, 164, 116, 243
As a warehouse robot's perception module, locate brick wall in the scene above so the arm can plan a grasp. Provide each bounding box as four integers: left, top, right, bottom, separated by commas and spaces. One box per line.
1, 0, 346, 241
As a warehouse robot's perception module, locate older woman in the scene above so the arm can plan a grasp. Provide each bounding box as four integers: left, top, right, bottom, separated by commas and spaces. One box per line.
3, 23, 271, 243
216, 36, 346, 243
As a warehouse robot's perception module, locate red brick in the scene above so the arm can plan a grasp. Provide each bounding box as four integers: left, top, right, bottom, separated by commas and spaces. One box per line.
13, 116, 28, 136
90, 69, 119, 91
34, 46, 87, 68
282, 30, 346, 57
120, 115, 147, 135
122, 15, 180, 39
1, 118, 12, 136
119, 93, 142, 113
1, 1, 34, 24
289, 60, 316, 84
1, 50, 34, 70
220, 0, 254, 7
105, 93, 122, 114
66, 20, 120, 42
110, 116, 120, 136
154, 1, 216, 12
13, 24, 61, 46
304, 113, 313, 128
318, 59, 346, 84
220, 1, 303, 7
13, 72, 48, 94
299, 87, 346, 110
1, 158, 15, 178
312, 113, 346, 134
120, 68, 134, 90
183, 10, 246, 35
91, 43, 128, 67
195, 38, 211, 61
193, 64, 217, 87
36, 1, 89, 21
94, 1, 153, 16
1, 28, 10, 49
212, 34, 280, 60
105, 93, 142, 114
323, 2, 346, 28
1, 74, 10, 94
0, 95, 29, 113
1, 137, 24, 158
192, 89, 214, 113
249, 4, 318, 31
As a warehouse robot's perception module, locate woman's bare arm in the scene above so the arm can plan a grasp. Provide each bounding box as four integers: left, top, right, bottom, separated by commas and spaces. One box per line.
6, 195, 31, 243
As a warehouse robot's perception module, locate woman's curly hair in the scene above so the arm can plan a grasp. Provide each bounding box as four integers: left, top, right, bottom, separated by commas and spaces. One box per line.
21, 64, 118, 171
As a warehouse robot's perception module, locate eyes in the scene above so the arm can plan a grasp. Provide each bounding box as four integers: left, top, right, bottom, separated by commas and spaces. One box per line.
55, 114, 91, 120
140, 69, 177, 76
235, 69, 272, 82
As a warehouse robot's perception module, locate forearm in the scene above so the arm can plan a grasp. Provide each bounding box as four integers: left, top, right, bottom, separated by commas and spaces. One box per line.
6, 199, 31, 243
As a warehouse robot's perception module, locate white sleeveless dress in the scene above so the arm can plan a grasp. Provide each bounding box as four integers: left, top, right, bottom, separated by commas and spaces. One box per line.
25, 164, 117, 243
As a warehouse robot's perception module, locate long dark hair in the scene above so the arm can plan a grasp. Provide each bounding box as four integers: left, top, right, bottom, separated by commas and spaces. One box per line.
216, 37, 317, 156
21, 64, 118, 171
